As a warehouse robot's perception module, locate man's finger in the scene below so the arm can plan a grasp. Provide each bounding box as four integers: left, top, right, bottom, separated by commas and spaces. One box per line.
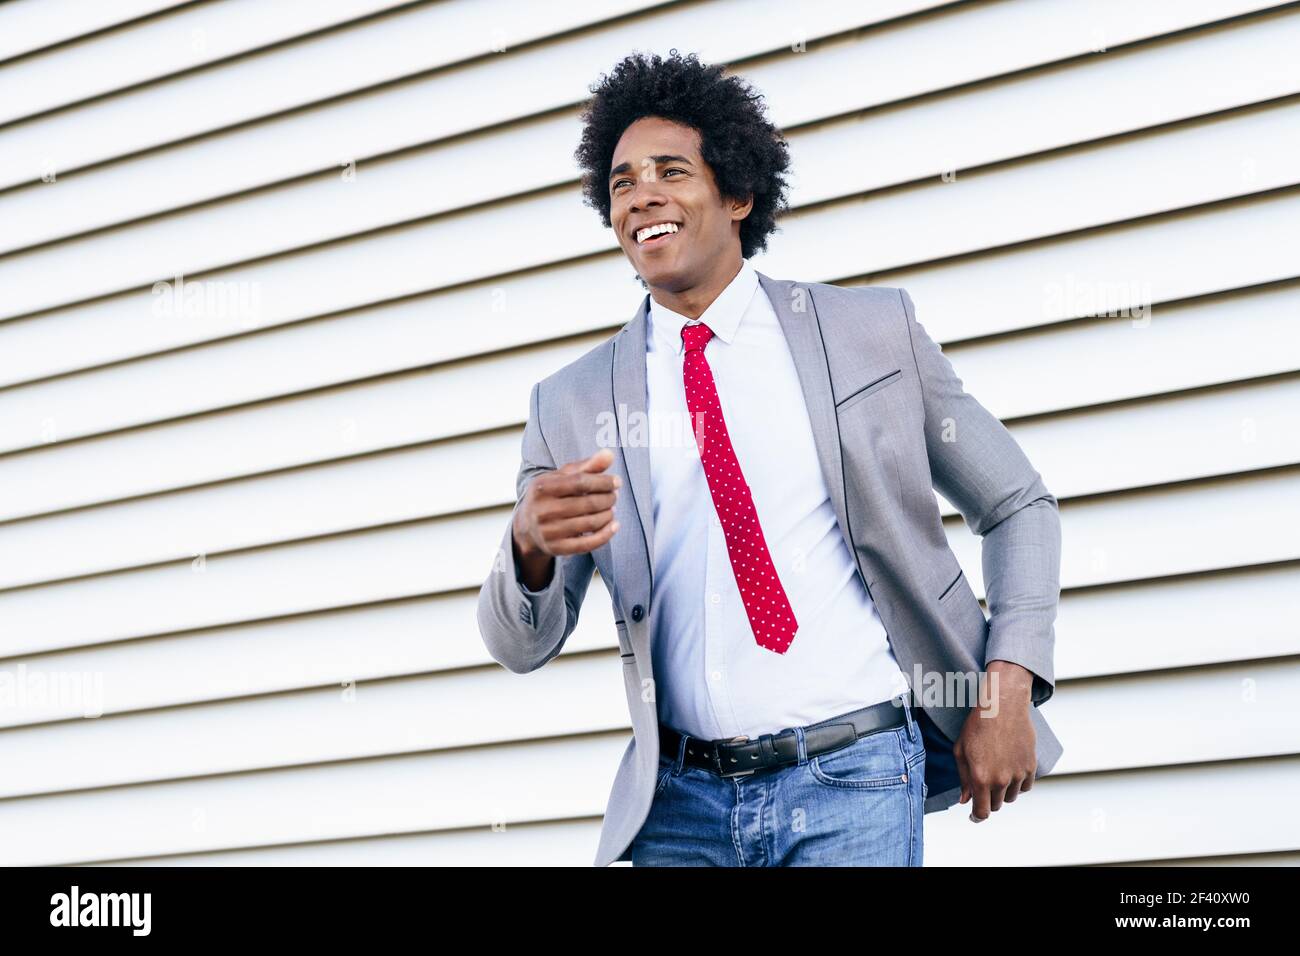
1003, 776, 1024, 804
560, 447, 616, 474
970, 779, 991, 822
546, 508, 617, 541
550, 516, 620, 554
553, 449, 621, 497
988, 780, 1007, 813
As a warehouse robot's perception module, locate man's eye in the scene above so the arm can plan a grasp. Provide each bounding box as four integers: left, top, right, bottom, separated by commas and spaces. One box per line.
614, 169, 684, 190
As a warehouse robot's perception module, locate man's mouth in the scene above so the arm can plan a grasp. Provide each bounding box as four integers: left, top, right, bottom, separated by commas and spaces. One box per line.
635, 222, 681, 247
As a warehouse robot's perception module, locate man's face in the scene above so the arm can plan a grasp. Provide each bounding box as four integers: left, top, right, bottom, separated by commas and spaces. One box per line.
607, 116, 750, 292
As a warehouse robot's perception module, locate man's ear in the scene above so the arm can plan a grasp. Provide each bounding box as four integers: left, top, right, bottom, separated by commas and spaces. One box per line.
731, 192, 754, 222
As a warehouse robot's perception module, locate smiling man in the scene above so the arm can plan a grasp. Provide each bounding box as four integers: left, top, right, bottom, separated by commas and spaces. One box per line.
477, 50, 1064, 867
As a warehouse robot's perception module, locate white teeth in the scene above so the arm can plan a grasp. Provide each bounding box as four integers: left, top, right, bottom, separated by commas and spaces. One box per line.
636, 222, 679, 244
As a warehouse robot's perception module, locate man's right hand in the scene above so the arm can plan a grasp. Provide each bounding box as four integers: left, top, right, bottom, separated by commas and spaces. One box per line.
512, 448, 622, 591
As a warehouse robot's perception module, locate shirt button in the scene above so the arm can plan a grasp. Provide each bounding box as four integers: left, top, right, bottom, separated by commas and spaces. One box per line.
710, 670, 722, 682
710, 593, 720, 605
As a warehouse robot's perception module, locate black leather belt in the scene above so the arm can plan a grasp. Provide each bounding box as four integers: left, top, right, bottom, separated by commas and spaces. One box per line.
659, 692, 915, 779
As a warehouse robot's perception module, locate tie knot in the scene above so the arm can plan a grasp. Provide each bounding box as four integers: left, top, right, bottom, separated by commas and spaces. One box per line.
681, 321, 715, 353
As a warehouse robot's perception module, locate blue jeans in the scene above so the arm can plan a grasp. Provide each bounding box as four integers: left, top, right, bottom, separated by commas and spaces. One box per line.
632, 696, 927, 866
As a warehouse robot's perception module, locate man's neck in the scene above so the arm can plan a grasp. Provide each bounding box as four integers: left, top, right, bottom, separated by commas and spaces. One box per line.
648, 256, 743, 320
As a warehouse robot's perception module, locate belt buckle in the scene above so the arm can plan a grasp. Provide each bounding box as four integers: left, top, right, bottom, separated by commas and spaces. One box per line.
714, 734, 758, 778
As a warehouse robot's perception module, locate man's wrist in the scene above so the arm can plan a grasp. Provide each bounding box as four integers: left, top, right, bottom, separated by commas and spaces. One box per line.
984, 660, 1034, 705
512, 530, 555, 591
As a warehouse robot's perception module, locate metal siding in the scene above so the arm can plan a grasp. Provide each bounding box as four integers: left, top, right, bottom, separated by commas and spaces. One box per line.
0, 0, 1294, 865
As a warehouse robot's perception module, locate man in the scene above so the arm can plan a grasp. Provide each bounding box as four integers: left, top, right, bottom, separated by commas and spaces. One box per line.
477, 50, 1063, 866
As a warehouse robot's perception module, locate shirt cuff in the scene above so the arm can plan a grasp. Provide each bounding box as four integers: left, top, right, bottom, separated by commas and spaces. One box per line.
513, 548, 563, 631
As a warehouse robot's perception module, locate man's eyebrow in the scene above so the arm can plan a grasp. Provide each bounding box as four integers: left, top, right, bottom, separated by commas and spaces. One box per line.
608, 154, 694, 181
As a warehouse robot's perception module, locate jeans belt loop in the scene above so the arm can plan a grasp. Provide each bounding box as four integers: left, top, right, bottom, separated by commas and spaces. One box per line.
902, 693, 917, 744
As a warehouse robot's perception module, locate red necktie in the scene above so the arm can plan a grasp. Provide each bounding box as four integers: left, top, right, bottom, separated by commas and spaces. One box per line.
681, 321, 798, 654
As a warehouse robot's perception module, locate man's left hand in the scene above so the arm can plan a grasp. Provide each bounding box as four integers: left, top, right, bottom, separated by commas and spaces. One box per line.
953, 660, 1037, 822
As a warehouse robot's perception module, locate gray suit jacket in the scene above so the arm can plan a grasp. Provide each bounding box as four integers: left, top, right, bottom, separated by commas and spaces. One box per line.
477, 270, 1064, 866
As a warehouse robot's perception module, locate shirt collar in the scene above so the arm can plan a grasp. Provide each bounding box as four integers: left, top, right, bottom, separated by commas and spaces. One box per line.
648, 258, 759, 355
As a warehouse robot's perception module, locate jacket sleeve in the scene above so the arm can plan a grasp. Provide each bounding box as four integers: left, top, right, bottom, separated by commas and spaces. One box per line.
900, 288, 1062, 707
476, 380, 595, 674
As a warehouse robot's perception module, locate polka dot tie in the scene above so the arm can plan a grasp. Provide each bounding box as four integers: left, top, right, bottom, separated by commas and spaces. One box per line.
680, 321, 799, 654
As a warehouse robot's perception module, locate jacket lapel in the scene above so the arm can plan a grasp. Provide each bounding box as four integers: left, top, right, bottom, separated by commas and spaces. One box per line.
611, 293, 657, 608
757, 271, 854, 567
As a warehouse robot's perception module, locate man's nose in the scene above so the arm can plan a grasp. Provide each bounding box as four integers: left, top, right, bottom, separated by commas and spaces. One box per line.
628, 179, 667, 210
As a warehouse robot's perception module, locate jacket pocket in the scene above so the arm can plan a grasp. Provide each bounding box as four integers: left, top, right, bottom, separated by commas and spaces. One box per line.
835, 367, 902, 413
937, 569, 964, 605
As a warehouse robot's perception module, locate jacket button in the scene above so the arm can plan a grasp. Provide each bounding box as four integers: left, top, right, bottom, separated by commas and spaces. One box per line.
631, 604, 644, 622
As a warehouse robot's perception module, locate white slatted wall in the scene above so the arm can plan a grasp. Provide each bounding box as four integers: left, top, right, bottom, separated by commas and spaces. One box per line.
0, 0, 1296, 866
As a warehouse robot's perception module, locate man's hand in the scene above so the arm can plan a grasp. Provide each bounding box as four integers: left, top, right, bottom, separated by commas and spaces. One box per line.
512, 448, 622, 590
953, 660, 1037, 822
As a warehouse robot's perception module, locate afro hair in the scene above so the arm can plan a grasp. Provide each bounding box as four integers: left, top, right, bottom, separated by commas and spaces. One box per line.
574, 49, 792, 263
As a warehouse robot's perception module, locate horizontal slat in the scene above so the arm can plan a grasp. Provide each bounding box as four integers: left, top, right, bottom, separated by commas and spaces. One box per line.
3, 4, 1295, 326
101, 830, 1300, 868
0, 431, 522, 585
103, 819, 610, 866
721, 0, 1287, 131
3, 560, 1295, 728
942, 284, 1300, 420
977, 368, 1300, 513
0, 0, 942, 193
0, 0, 190, 63
870, 189, 1300, 341
1, 637, 1295, 800
0, 242, 636, 410
923, 754, 1300, 866
778, 13, 1300, 211
765, 138, 1300, 324
3, 275, 1297, 523
0, 191, 1295, 509
0, 650, 625, 799
0, 682, 1295, 865
0, 466, 1295, 658
1054, 563, 1300, 680
0, 579, 614, 728
0, 0, 418, 126
0, 729, 634, 865
0, 335, 594, 516
0, 511, 508, 656
8, 67, 1300, 366
2, 138, 1300, 463
5, 191, 1293, 425
4, 3, 1295, 280
1, 357, 1296, 591
1110, 850, 1300, 867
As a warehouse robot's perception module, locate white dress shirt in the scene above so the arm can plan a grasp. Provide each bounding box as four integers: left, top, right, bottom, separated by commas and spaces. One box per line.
645, 257, 909, 741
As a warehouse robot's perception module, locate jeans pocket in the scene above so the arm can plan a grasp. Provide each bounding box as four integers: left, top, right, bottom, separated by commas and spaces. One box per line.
808, 727, 910, 789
